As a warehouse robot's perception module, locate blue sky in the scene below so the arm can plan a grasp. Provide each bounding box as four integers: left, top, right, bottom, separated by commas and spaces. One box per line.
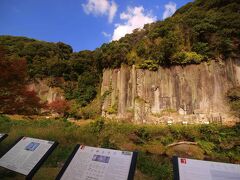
0, 0, 192, 52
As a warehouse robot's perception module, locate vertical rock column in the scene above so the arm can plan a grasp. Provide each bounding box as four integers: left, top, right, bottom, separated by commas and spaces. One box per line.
118, 65, 130, 118
101, 69, 112, 116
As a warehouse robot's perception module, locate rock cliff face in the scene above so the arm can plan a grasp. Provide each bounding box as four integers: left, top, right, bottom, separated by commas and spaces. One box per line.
101, 59, 240, 125
27, 79, 65, 103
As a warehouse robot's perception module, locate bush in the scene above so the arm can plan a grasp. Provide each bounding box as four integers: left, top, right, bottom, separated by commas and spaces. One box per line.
137, 153, 173, 180
227, 87, 240, 117
192, 42, 210, 56
181, 126, 200, 141
80, 98, 101, 119
100, 136, 118, 149
172, 51, 204, 64
47, 99, 69, 115
197, 140, 216, 154
135, 127, 151, 142
81, 106, 98, 119
67, 100, 80, 118
169, 125, 184, 139
137, 60, 158, 71
199, 125, 220, 142
161, 136, 174, 146
76, 73, 98, 107
89, 118, 105, 135
106, 104, 118, 114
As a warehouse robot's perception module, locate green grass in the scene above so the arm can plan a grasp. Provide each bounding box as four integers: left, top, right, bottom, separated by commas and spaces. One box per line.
0, 115, 239, 180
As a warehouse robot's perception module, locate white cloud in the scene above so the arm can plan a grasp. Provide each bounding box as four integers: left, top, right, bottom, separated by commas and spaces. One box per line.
162, 2, 177, 20
82, 0, 118, 23
102, 31, 111, 38
108, 1, 118, 23
112, 6, 156, 41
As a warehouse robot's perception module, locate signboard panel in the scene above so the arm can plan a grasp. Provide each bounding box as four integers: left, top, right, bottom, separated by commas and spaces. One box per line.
56, 145, 138, 180
0, 133, 7, 141
173, 156, 240, 180
0, 136, 58, 178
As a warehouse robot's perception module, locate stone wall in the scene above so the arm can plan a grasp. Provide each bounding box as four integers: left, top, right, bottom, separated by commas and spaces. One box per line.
101, 59, 240, 125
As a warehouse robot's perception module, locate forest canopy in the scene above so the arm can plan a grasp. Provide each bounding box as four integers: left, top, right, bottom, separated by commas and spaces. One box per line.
95, 0, 240, 69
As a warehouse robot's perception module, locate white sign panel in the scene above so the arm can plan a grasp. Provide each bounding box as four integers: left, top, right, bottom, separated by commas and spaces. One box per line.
0, 137, 57, 176
0, 133, 7, 141
0, 133, 4, 138
57, 145, 137, 180
174, 157, 240, 180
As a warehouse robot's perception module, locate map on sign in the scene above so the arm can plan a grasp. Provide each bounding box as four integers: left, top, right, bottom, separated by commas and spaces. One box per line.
173, 156, 240, 180
56, 145, 138, 180
0, 137, 57, 178
0, 133, 7, 141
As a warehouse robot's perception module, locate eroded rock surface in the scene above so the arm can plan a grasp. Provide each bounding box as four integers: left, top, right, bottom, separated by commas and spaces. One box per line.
27, 78, 65, 103
101, 59, 240, 124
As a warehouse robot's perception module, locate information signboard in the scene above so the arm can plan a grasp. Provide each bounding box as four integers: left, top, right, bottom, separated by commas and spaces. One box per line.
56, 145, 138, 180
0, 133, 7, 142
173, 156, 240, 180
0, 136, 58, 179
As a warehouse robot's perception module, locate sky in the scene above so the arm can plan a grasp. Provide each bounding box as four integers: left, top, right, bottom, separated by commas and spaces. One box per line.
0, 0, 193, 52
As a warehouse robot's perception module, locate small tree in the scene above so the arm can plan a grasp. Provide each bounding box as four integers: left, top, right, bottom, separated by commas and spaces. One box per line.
19, 90, 44, 115
47, 99, 69, 116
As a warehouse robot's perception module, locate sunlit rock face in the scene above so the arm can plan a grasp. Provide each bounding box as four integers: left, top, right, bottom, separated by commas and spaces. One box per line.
27, 78, 65, 104
101, 59, 240, 125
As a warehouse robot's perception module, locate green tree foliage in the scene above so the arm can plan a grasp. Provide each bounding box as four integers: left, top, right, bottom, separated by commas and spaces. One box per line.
75, 73, 98, 106
1, 1, 240, 73
0, 36, 74, 78
227, 87, 240, 117
95, 41, 130, 68
94, 0, 240, 69
192, 42, 210, 56
56, 42, 73, 60
0, 36, 101, 107
172, 51, 204, 64
64, 51, 100, 107
137, 60, 158, 71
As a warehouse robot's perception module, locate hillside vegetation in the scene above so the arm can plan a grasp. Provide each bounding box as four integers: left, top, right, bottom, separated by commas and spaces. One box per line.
96, 0, 240, 69
1, 1, 239, 71
0, 115, 239, 180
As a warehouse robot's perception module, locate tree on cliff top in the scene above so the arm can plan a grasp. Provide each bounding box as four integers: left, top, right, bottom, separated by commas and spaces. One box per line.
95, 0, 240, 69
0, 46, 43, 114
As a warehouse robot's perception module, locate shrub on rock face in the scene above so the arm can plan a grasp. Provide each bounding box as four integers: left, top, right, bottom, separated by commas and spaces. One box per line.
137, 60, 158, 71
227, 87, 240, 118
172, 51, 204, 64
